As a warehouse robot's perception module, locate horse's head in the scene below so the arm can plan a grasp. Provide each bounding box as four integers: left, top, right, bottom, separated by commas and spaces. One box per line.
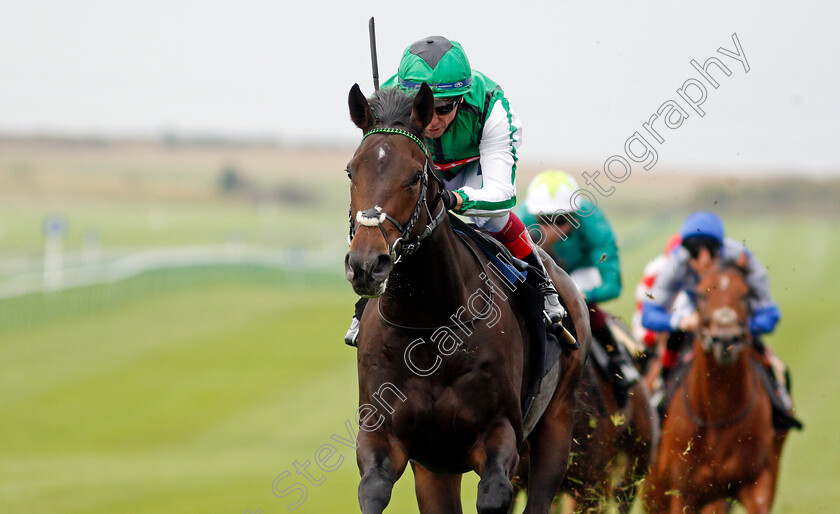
695, 266, 752, 366
344, 83, 436, 297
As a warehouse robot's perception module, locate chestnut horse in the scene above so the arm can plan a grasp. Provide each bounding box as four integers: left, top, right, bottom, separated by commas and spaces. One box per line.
645, 266, 789, 513
345, 83, 591, 513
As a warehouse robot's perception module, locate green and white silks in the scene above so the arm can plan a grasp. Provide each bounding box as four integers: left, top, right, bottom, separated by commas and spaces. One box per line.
383, 70, 522, 228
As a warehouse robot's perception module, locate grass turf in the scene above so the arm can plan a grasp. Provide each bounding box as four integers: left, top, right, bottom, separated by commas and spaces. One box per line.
1, 215, 838, 512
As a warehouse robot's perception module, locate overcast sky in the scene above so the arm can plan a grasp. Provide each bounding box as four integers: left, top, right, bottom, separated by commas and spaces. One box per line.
1, 0, 838, 175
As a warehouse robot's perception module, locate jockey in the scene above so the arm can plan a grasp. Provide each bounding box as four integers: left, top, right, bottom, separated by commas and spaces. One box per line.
631, 233, 688, 366
344, 36, 567, 346
641, 212, 799, 427
519, 170, 637, 405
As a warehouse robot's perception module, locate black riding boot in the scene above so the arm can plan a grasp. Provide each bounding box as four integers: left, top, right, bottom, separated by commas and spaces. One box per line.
661, 330, 689, 387
753, 337, 802, 430
344, 297, 369, 347
637, 344, 657, 375
521, 251, 567, 329
592, 324, 637, 408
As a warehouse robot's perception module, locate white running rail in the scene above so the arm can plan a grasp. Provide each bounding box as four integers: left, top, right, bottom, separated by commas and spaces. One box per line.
0, 243, 343, 300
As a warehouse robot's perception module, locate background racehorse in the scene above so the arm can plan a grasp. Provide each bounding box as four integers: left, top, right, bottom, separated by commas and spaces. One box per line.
559, 338, 658, 513
645, 266, 789, 513
345, 83, 591, 513
514, 322, 659, 513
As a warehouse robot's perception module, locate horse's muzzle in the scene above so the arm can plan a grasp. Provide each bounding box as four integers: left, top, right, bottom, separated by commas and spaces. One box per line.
702, 329, 749, 366
345, 251, 392, 297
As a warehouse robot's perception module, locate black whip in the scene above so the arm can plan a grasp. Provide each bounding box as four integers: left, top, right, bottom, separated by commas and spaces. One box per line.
368, 17, 380, 90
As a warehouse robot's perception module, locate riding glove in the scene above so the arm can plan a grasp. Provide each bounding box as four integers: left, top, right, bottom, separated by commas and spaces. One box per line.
441, 190, 460, 211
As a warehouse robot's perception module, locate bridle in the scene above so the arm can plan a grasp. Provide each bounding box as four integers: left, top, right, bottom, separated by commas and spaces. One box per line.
348, 127, 448, 264
699, 325, 752, 354
695, 273, 753, 357
682, 268, 759, 427
349, 126, 497, 332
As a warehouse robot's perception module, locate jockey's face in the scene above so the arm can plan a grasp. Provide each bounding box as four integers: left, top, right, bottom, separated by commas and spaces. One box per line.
536, 213, 578, 248
688, 246, 720, 276
424, 97, 461, 139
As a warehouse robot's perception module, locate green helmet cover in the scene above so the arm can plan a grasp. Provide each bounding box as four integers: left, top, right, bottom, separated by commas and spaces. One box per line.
397, 36, 472, 98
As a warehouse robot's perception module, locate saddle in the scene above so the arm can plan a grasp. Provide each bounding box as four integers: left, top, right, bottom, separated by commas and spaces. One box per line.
588, 322, 640, 391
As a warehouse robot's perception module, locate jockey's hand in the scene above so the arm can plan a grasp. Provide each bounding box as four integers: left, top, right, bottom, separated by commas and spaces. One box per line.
442, 190, 464, 211
678, 311, 700, 332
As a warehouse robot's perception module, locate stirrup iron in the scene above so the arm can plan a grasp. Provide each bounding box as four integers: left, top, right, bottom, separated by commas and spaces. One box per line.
344, 317, 360, 347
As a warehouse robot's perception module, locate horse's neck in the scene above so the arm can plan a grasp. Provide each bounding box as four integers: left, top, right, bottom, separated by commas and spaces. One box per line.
379, 218, 479, 326
687, 339, 754, 419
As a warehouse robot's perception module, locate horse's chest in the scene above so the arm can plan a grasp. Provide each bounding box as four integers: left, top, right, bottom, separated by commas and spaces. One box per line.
396, 373, 508, 431
387, 371, 512, 471
396, 398, 483, 473
688, 430, 770, 491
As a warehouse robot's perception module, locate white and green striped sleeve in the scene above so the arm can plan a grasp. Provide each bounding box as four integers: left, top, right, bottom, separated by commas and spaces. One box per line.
455, 99, 522, 217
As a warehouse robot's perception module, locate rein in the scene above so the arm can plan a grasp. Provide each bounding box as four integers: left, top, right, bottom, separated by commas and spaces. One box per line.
349, 127, 447, 264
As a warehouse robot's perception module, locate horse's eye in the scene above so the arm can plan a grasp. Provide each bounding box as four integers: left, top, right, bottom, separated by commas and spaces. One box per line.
345, 168, 352, 180
409, 171, 422, 186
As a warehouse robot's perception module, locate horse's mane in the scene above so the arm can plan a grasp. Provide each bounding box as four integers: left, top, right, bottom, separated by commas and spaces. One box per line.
369, 86, 419, 134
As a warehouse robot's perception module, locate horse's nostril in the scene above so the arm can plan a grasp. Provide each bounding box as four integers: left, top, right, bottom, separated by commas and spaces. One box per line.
344, 253, 356, 281
370, 254, 392, 279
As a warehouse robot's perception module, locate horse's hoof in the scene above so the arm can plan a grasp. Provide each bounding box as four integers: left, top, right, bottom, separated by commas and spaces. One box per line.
476, 475, 513, 514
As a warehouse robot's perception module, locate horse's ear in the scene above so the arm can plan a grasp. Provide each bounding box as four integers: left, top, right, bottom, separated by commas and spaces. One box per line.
349, 83, 375, 131
410, 82, 434, 133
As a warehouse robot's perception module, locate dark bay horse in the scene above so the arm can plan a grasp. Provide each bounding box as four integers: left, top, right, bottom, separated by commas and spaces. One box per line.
515, 323, 659, 513
344, 82, 591, 513
645, 267, 789, 513
559, 349, 658, 513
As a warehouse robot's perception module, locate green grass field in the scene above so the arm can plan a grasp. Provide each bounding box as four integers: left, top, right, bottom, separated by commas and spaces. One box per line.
1, 215, 838, 513
1, 141, 838, 512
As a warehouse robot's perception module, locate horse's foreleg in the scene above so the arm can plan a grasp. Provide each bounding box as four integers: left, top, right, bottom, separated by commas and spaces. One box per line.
642, 464, 669, 513
735, 467, 776, 514
523, 345, 585, 514
357, 430, 408, 514
616, 386, 660, 513
654, 479, 698, 514
668, 497, 694, 514
700, 500, 733, 513
522, 398, 574, 513
470, 420, 519, 514
411, 462, 463, 514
